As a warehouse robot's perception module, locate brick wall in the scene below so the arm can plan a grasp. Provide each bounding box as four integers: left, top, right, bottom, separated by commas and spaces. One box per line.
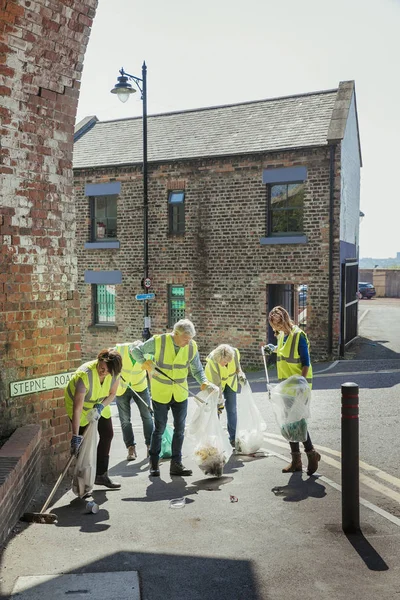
0, 1, 98, 475
74, 144, 342, 364
0, 424, 41, 547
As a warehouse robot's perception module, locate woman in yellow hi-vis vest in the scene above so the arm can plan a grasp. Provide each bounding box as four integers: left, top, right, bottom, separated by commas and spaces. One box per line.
114, 341, 154, 461
205, 344, 246, 447
265, 306, 321, 476
130, 319, 215, 477
65, 348, 122, 489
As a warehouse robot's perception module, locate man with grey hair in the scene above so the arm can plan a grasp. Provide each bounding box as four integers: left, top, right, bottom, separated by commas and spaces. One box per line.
130, 319, 215, 477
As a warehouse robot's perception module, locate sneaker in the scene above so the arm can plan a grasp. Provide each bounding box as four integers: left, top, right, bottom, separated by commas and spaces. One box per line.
170, 461, 192, 476
94, 472, 121, 489
127, 445, 137, 461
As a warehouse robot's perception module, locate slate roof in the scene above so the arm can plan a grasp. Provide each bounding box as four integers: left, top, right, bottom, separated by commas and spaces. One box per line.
73, 89, 338, 169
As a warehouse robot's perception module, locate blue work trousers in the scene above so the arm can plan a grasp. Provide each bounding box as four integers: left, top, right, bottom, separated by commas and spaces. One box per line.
149, 397, 188, 463
116, 387, 154, 447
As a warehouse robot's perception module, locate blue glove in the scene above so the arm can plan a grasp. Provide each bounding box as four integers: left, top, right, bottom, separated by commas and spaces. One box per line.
70, 434, 83, 456
264, 344, 277, 356
93, 403, 105, 416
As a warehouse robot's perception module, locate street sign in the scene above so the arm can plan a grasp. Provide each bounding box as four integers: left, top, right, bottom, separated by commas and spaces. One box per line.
144, 277, 152, 288
135, 293, 155, 301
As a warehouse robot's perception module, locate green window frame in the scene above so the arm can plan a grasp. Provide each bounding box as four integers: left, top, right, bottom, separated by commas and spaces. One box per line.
267, 182, 305, 236
168, 285, 185, 327
168, 191, 185, 235
90, 195, 117, 241
93, 284, 116, 324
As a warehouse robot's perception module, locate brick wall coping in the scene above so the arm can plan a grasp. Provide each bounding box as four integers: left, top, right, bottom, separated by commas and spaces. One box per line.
0, 425, 42, 547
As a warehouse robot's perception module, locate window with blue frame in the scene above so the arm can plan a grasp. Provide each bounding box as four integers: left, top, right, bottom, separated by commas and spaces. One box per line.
168, 191, 185, 235
93, 284, 116, 324
267, 183, 305, 236
168, 285, 185, 326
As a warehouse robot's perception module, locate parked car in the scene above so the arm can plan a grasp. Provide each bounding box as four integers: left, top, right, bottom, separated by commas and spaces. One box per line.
358, 282, 376, 299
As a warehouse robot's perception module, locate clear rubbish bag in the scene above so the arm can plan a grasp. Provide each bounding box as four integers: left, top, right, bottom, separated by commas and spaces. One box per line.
269, 375, 311, 442
235, 380, 267, 454
186, 389, 233, 477
72, 420, 98, 498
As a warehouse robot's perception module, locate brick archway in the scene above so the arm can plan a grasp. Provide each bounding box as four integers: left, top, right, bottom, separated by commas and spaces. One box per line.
0, 0, 98, 474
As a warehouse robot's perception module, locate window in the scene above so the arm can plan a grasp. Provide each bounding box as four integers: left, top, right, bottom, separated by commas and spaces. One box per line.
168, 285, 185, 326
268, 183, 305, 236
168, 191, 185, 235
91, 195, 117, 240
93, 284, 116, 324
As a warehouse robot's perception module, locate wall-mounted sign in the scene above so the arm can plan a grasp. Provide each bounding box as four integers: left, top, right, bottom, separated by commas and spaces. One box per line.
10, 372, 76, 398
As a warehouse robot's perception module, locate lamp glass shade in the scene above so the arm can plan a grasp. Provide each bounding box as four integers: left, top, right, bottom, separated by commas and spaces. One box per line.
117, 89, 131, 103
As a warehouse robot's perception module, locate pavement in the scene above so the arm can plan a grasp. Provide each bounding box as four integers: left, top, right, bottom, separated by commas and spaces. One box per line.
1, 365, 400, 600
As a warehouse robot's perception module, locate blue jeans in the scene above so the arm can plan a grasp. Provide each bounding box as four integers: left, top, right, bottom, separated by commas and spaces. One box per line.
149, 397, 188, 463
116, 387, 154, 447
223, 385, 237, 443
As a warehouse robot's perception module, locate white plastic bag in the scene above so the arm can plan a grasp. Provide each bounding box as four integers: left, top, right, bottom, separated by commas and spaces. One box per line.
235, 380, 267, 454
72, 420, 98, 497
186, 389, 232, 477
269, 375, 311, 442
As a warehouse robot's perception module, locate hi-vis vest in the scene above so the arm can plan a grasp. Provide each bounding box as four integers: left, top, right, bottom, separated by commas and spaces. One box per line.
276, 325, 313, 388
115, 343, 147, 396
205, 348, 240, 392
64, 360, 118, 426
151, 334, 197, 404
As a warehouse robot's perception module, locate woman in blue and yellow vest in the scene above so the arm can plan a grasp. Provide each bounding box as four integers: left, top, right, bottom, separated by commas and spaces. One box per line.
205, 344, 246, 448
65, 348, 122, 489
114, 341, 154, 461
265, 306, 321, 476
130, 319, 214, 478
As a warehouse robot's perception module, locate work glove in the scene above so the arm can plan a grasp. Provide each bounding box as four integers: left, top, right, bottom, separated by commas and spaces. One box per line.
217, 403, 225, 416
141, 359, 156, 375
201, 382, 219, 394
264, 343, 277, 356
87, 403, 104, 423
70, 434, 83, 457
238, 372, 247, 385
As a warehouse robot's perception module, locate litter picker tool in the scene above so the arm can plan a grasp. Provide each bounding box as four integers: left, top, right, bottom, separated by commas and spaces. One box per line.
120, 376, 154, 416
153, 366, 206, 404
261, 346, 271, 400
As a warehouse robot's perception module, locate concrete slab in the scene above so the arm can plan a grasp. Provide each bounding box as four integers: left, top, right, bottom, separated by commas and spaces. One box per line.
11, 571, 140, 599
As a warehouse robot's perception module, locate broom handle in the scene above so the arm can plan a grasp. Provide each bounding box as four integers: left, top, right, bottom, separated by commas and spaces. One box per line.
40, 453, 75, 514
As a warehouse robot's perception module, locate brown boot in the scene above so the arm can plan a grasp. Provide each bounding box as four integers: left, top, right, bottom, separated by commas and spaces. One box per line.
306, 449, 321, 476
282, 451, 302, 473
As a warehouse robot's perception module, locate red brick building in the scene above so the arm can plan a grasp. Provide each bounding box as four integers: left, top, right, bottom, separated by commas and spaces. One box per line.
73, 81, 362, 365
0, 0, 97, 476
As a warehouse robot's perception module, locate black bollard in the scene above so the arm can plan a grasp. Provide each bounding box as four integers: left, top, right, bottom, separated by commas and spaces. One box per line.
341, 382, 360, 533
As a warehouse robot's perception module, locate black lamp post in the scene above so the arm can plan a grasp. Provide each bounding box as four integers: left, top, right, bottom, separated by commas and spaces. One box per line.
111, 63, 151, 341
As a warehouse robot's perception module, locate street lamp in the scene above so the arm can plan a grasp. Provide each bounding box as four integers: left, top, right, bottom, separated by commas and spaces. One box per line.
111, 63, 151, 341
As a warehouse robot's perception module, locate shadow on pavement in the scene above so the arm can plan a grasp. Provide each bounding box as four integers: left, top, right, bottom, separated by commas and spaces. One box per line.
345, 531, 389, 572
3, 551, 262, 600
271, 472, 327, 502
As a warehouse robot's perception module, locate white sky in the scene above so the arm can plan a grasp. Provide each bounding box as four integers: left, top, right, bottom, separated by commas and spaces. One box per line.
76, 0, 400, 259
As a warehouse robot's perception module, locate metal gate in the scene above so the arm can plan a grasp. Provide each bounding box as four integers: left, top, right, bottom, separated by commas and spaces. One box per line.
340, 258, 359, 357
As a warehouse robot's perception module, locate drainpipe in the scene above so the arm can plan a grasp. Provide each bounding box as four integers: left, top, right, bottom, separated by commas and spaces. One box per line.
328, 144, 336, 358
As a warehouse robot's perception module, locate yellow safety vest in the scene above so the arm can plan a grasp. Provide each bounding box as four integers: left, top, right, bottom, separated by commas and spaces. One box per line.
276, 326, 313, 388
151, 334, 197, 404
205, 348, 240, 392
114, 343, 147, 396
64, 360, 118, 426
